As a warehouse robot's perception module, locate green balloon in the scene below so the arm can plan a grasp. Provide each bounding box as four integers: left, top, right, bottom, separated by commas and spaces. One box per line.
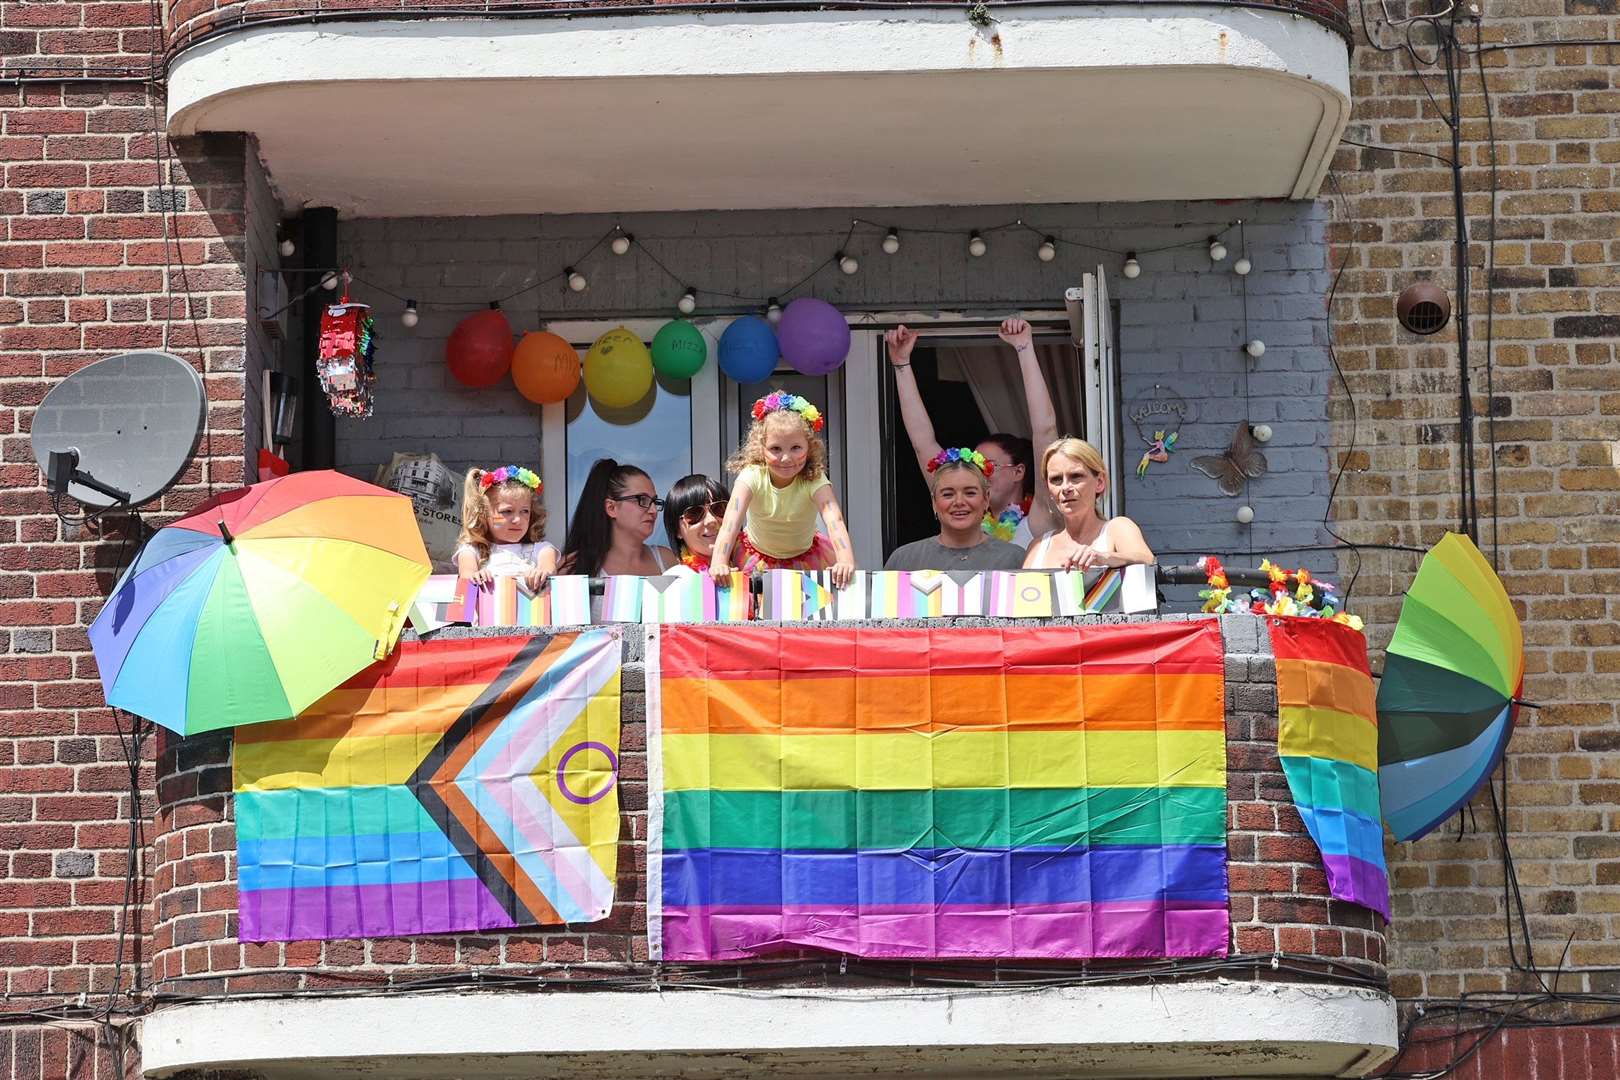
651, 319, 708, 379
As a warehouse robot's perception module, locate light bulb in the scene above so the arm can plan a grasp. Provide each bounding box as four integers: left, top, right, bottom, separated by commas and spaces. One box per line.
677, 288, 697, 315
882, 229, 901, 255
319, 271, 339, 292
1122, 252, 1141, 279
1037, 237, 1057, 262
838, 252, 859, 275
401, 300, 419, 329
566, 267, 587, 293
1209, 237, 1228, 262
765, 298, 783, 324
1233, 256, 1252, 276
968, 231, 987, 258
1245, 339, 1266, 358
1236, 505, 1255, 525
611, 233, 633, 256
277, 237, 295, 258
1251, 423, 1273, 443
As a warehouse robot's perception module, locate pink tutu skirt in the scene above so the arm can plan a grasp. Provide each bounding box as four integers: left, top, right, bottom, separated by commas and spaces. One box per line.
736, 531, 836, 572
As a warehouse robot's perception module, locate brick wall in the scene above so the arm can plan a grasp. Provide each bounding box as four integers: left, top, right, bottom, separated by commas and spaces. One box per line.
146, 616, 1386, 1001
1325, 13, 1620, 998
0, 73, 268, 1075
336, 200, 1339, 564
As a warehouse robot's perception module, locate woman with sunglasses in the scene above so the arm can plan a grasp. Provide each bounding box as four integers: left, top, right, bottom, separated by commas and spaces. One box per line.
560, 458, 678, 577
663, 474, 728, 575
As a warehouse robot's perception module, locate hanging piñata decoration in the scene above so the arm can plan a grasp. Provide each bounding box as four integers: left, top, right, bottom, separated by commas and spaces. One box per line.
317, 297, 378, 418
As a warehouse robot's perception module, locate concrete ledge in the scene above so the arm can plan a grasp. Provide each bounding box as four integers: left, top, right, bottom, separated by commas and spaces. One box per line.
141, 980, 1398, 1078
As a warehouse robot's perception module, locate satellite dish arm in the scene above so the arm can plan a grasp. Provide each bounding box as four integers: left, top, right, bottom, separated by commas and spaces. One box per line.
47, 450, 131, 506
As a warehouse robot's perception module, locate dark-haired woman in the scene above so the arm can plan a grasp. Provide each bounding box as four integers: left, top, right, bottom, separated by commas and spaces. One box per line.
886, 317, 1059, 547
663, 474, 728, 575
560, 458, 677, 577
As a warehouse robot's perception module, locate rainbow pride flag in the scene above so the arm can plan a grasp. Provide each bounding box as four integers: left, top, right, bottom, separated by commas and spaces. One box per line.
647, 621, 1229, 961
234, 631, 623, 941
1271, 616, 1390, 920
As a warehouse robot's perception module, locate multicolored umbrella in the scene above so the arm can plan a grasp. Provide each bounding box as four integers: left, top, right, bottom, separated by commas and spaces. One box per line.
90, 471, 430, 735
1376, 533, 1523, 841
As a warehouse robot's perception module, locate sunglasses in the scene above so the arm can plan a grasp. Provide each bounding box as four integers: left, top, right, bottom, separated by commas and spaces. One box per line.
679, 500, 728, 526
610, 493, 664, 511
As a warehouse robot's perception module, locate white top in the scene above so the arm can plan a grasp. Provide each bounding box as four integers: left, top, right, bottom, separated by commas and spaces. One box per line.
455, 540, 556, 576
1030, 520, 1114, 565
1012, 516, 1033, 548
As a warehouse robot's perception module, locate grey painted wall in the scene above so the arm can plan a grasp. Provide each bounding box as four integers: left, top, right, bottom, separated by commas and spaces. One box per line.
334, 200, 1337, 576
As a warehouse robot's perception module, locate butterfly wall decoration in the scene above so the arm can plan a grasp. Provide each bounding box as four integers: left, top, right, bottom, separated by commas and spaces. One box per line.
1191, 423, 1268, 497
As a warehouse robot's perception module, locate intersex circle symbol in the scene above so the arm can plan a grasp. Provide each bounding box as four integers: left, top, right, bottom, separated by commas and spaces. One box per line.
556, 741, 619, 805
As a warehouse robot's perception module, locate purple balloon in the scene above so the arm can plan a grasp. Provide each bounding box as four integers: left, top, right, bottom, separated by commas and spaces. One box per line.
777, 298, 851, 375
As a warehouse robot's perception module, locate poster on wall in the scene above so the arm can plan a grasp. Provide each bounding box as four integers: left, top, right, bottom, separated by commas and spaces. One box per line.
234, 630, 623, 941
646, 621, 1230, 961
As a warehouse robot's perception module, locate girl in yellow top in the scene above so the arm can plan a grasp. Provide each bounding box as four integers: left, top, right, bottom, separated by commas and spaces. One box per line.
709, 391, 858, 588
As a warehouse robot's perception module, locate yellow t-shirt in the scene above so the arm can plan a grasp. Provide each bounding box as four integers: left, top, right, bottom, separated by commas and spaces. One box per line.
740, 464, 831, 558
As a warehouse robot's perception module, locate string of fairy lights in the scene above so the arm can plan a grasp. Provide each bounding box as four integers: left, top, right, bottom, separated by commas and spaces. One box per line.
277, 216, 1267, 355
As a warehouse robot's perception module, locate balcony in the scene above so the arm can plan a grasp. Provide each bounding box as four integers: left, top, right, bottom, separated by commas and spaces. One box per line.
163, 3, 1353, 217
139, 612, 1396, 1080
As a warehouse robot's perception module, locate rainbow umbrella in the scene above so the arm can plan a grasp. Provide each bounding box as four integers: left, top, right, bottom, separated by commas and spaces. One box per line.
1376, 533, 1523, 841
90, 471, 430, 735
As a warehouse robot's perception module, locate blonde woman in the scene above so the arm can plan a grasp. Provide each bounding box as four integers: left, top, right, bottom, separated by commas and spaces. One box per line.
1023, 437, 1154, 570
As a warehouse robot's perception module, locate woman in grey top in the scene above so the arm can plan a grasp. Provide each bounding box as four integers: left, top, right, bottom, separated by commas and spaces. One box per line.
884, 449, 1027, 571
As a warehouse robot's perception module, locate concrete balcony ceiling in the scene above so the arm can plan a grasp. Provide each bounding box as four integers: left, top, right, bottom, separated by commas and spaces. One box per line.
165, 7, 1352, 217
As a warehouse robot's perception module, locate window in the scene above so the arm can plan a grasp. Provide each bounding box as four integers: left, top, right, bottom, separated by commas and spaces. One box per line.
561, 371, 693, 545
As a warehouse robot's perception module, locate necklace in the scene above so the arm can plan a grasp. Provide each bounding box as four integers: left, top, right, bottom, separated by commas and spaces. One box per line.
982, 497, 1031, 542
680, 548, 710, 571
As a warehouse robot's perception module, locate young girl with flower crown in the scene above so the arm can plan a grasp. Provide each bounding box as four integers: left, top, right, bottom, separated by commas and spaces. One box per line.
709, 391, 858, 588
454, 465, 558, 591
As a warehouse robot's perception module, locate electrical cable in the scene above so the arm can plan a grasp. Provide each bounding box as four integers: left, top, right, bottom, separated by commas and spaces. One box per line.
1473, 18, 1500, 569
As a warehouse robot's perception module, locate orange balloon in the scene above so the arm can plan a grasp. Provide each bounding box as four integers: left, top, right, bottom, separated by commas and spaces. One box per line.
511, 331, 581, 405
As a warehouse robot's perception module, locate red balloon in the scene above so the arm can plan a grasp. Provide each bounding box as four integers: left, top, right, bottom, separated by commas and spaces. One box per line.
446, 308, 514, 388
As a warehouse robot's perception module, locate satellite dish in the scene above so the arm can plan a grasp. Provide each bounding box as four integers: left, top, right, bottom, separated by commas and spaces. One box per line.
31, 351, 205, 509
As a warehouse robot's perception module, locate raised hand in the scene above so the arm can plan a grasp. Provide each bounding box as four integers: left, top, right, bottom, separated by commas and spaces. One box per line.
885, 325, 919, 366
998, 317, 1034, 352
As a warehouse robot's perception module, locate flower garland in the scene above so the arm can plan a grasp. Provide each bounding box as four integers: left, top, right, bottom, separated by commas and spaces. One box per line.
927, 447, 994, 476
479, 465, 542, 493
751, 391, 824, 432
680, 548, 710, 572
982, 497, 1032, 542
1198, 555, 1363, 631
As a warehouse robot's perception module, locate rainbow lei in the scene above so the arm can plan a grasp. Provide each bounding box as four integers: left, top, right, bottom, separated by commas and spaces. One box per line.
479, 465, 542, 493
927, 447, 994, 476
751, 391, 824, 433
982, 498, 1030, 542
679, 547, 710, 572
1198, 555, 1364, 630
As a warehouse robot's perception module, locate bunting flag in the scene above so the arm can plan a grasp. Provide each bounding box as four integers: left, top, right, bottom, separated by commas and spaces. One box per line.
547, 575, 591, 626
761, 570, 838, 621
1054, 568, 1123, 615
458, 576, 551, 627
868, 571, 944, 618
987, 571, 1056, 618
1270, 616, 1390, 920
647, 621, 1229, 961
234, 631, 623, 941
600, 576, 643, 622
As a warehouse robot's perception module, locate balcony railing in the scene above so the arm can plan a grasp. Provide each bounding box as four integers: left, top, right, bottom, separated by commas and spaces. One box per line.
142, 610, 1397, 1079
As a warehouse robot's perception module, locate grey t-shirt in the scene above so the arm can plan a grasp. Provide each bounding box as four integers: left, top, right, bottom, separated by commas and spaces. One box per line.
883, 536, 1027, 572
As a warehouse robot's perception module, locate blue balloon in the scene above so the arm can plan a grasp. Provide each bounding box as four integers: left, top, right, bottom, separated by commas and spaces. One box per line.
718, 316, 780, 385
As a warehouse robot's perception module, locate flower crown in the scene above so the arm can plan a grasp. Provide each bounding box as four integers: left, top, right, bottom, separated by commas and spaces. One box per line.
478, 465, 542, 494
751, 391, 824, 433
927, 448, 993, 476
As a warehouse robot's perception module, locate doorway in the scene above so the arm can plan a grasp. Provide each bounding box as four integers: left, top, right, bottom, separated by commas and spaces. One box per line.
880, 327, 1082, 553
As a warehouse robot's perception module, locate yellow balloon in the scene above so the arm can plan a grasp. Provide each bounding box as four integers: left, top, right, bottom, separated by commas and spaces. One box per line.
583, 327, 653, 409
